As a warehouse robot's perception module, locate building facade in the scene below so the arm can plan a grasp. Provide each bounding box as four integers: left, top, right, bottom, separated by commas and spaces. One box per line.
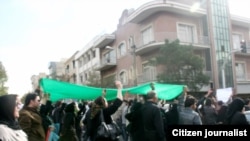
64, 51, 78, 83
75, 36, 101, 86
48, 59, 67, 80
48, 0, 250, 96
31, 73, 47, 91
94, 0, 250, 94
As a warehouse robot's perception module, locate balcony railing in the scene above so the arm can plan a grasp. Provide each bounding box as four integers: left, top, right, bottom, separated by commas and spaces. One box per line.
236, 73, 250, 82
136, 32, 210, 49
137, 70, 212, 84
96, 57, 117, 71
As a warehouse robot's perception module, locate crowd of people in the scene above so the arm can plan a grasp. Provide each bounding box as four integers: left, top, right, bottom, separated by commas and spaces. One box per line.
0, 81, 249, 141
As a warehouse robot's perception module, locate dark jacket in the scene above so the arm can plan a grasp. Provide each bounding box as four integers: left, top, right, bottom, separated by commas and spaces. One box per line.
19, 107, 46, 141
226, 98, 248, 125
202, 106, 217, 125
142, 101, 166, 141
59, 102, 78, 141
230, 111, 249, 125
84, 98, 122, 141
125, 101, 145, 141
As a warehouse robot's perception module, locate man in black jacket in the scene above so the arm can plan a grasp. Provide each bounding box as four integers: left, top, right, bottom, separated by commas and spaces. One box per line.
141, 91, 166, 141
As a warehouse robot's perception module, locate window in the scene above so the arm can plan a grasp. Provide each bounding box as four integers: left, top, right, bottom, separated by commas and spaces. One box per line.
78, 59, 82, 67
129, 67, 134, 80
92, 50, 96, 58
142, 26, 153, 45
119, 71, 127, 84
65, 65, 69, 73
235, 62, 246, 81
129, 36, 134, 48
232, 33, 242, 50
118, 43, 126, 57
83, 56, 86, 64
103, 50, 116, 64
87, 54, 91, 61
73, 74, 76, 83
104, 52, 110, 63
80, 75, 83, 83
72, 60, 75, 68
178, 23, 197, 43
142, 62, 157, 81
85, 72, 88, 81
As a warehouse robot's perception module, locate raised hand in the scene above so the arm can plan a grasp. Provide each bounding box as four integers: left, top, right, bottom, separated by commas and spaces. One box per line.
115, 81, 123, 89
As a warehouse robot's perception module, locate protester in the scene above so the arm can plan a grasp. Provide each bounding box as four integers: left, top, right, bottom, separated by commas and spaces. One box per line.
125, 96, 145, 141
216, 101, 228, 125
244, 98, 250, 111
141, 90, 166, 141
226, 97, 249, 125
59, 102, 79, 141
83, 81, 124, 141
0, 94, 28, 141
40, 104, 59, 141
51, 100, 63, 135
19, 93, 45, 141
178, 95, 202, 125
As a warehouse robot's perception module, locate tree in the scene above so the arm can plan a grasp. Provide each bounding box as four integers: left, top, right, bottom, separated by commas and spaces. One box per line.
86, 71, 102, 87
102, 74, 116, 88
154, 39, 209, 92
0, 61, 8, 96
55, 73, 70, 82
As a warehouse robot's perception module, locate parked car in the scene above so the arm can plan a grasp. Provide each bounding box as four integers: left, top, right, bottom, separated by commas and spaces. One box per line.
244, 110, 250, 124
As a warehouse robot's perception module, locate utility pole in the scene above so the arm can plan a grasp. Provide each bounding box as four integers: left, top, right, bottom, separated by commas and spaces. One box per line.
132, 44, 137, 86
131, 36, 137, 86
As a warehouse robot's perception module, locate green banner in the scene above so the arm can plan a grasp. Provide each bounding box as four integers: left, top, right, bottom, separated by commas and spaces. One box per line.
39, 78, 184, 102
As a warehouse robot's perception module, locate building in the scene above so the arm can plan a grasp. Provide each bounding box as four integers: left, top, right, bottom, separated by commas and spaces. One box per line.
50, 0, 250, 96
64, 51, 78, 83
75, 36, 101, 86
48, 58, 67, 80
93, 0, 250, 94
31, 73, 47, 91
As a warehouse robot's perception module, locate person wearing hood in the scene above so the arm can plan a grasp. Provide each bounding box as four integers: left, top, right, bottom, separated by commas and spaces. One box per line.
0, 94, 28, 141
59, 102, 79, 141
226, 97, 249, 125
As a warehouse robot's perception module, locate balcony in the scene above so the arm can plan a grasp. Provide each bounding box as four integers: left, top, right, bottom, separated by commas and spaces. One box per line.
95, 57, 117, 71
231, 15, 250, 28
234, 41, 250, 55
127, 0, 206, 24
237, 80, 250, 95
135, 32, 210, 55
93, 34, 115, 49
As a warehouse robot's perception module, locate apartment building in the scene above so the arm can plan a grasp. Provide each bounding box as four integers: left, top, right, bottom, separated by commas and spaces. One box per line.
92, 0, 250, 95
75, 36, 101, 85
64, 51, 78, 83
52, 0, 250, 96
48, 59, 67, 80
31, 73, 47, 91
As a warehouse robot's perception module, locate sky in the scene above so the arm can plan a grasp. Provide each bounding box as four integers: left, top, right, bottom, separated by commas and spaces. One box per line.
0, 0, 249, 96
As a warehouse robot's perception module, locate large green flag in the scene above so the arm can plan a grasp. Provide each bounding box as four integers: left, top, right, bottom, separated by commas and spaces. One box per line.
39, 78, 184, 102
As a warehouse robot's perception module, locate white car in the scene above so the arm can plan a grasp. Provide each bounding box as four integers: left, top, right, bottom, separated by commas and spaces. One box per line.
244, 110, 250, 124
